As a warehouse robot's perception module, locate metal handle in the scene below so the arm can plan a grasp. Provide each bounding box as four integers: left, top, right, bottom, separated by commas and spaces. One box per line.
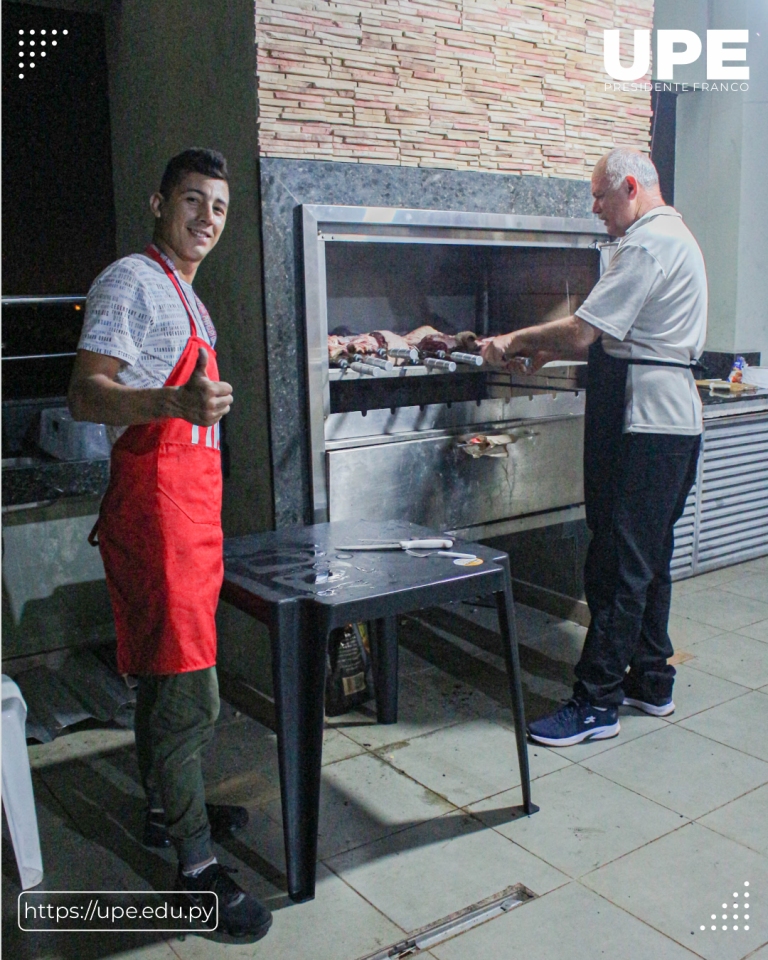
451, 352, 483, 366
354, 353, 393, 371
388, 347, 419, 362
350, 361, 384, 377
424, 358, 456, 372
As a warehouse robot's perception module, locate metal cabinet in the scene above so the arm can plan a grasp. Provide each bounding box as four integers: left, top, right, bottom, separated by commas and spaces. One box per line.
672, 407, 768, 577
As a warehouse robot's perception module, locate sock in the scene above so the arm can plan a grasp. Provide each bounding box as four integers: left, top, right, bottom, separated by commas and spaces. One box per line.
183, 856, 217, 878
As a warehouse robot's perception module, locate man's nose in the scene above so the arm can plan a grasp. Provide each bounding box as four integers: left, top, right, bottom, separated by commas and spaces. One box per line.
198, 202, 214, 222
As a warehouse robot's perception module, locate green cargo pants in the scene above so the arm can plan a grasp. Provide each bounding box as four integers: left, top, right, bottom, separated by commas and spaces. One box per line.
134, 666, 220, 868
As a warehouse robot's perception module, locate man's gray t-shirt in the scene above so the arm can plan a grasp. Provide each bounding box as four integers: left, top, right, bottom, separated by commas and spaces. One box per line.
576, 207, 707, 436
78, 254, 213, 442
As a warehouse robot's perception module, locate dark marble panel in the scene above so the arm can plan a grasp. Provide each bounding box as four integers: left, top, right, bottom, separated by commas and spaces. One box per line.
259, 157, 595, 527
699, 350, 761, 381
2, 458, 110, 508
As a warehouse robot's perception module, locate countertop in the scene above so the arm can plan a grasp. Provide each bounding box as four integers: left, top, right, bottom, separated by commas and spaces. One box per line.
2, 455, 109, 509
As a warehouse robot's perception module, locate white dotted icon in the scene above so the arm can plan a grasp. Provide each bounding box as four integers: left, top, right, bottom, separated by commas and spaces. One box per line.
29, 29, 35, 34
19, 29, 24, 34
18, 73, 24, 79
63, 29, 68, 34
19, 39, 23, 45
41, 52, 46, 57
30, 63, 35, 68
52, 41, 57, 46
702, 882, 752, 933
52, 29, 57, 35
41, 29, 46, 34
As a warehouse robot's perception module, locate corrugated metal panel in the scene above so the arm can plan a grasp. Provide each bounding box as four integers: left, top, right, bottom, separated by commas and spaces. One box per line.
673, 413, 768, 577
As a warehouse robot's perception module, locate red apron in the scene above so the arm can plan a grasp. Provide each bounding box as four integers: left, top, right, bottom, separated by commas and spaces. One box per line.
96, 247, 223, 676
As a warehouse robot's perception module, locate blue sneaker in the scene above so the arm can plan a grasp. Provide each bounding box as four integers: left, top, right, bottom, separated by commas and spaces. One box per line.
527, 699, 620, 746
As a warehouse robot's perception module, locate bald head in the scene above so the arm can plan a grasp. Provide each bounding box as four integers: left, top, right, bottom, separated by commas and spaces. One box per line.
591, 147, 665, 237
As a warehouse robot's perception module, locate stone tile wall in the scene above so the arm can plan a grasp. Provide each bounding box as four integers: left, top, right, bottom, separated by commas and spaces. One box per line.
256, 0, 654, 179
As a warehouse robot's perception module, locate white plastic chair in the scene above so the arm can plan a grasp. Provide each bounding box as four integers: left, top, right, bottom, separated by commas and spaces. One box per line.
2, 675, 43, 888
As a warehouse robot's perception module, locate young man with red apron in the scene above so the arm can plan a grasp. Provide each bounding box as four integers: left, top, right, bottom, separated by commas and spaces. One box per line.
69, 149, 272, 940
482, 147, 707, 748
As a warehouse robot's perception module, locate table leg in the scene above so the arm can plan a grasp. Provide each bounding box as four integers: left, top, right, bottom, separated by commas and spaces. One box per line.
270, 601, 328, 902
494, 562, 538, 816
370, 617, 399, 724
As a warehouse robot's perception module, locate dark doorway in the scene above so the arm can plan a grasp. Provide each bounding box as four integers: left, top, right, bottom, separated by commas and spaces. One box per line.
650, 89, 677, 206
2, 2, 116, 399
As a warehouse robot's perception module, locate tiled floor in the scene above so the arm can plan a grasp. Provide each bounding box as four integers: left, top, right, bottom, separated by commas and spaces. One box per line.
4, 556, 768, 960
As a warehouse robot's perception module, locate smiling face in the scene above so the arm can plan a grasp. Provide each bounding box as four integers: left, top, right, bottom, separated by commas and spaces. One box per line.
150, 172, 229, 281
590, 162, 636, 238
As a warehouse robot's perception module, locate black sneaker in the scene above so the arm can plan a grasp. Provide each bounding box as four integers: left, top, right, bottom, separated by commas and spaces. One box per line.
527, 699, 620, 746
178, 863, 272, 940
622, 675, 675, 717
622, 693, 675, 717
144, 804, 249, 848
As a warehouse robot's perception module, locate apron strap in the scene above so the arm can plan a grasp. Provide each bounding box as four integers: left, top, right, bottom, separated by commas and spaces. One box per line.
88, 519, 100, 547
626, 357, 705, 372
144, 244, 199, 339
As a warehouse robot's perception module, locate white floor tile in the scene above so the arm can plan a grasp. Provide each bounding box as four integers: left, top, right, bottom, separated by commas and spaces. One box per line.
170, 863, 404, 960
469, 764, 688, 878
431, 881, 702, 960
667, 664, 752, 722
581, 822, 768, 960
720, 575, 768, 603
580, 724, 768, 819
325, 810, 568, 931
737, 618, 768, 644
678, 691, 768, 763
321, 727, 368, 766
667, 613, 723, 647
378, 717, 571, 807
673, 566, 747, 596
685, 634, 768, 689
697, 784, 768, 857
671, 589, 768, 632
331, 666, 505, 752
262, 752, 456, 862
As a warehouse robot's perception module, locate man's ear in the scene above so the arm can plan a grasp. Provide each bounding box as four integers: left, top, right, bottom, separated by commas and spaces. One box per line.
625, 175, 639, 199
149, 192, 164, 220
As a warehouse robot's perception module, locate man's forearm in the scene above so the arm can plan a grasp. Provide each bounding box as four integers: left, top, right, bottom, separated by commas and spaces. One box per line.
69, 374, 180, 426
513, 315, 596, 360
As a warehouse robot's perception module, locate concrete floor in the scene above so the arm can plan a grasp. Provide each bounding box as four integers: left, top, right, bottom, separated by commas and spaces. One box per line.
4, 556, 768, 960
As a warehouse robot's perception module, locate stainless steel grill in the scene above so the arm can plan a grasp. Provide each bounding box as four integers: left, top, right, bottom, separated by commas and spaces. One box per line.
302, 204, 608, 535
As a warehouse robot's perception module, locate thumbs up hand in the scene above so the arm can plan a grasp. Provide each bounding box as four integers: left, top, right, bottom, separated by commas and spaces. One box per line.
173, 347, 234, 426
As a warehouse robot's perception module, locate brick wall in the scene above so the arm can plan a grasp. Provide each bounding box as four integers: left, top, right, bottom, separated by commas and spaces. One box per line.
256, 0, 654, 180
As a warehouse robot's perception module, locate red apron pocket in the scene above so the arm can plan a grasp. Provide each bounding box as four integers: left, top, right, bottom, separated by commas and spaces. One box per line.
157, 441, 222, 524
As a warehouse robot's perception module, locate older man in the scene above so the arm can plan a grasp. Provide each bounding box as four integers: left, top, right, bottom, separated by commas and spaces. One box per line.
483, 147, 707, 746
69, 148, 271, 939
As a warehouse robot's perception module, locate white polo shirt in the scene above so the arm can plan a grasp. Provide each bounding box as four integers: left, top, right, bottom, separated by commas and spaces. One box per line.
575, 207, 708, 436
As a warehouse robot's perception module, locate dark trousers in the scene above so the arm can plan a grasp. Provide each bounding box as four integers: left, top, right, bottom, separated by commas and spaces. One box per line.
134, 666, 220, 867
574, 432, 701, 707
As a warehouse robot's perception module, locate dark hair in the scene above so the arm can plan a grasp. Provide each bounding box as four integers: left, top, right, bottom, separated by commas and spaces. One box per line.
158, 148, 229, 198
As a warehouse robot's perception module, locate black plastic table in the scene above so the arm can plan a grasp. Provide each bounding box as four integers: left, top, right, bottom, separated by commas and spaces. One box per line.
221, 519, 536, 902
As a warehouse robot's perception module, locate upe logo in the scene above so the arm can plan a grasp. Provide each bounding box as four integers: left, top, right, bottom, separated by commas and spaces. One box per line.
604, 30, 749, 81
